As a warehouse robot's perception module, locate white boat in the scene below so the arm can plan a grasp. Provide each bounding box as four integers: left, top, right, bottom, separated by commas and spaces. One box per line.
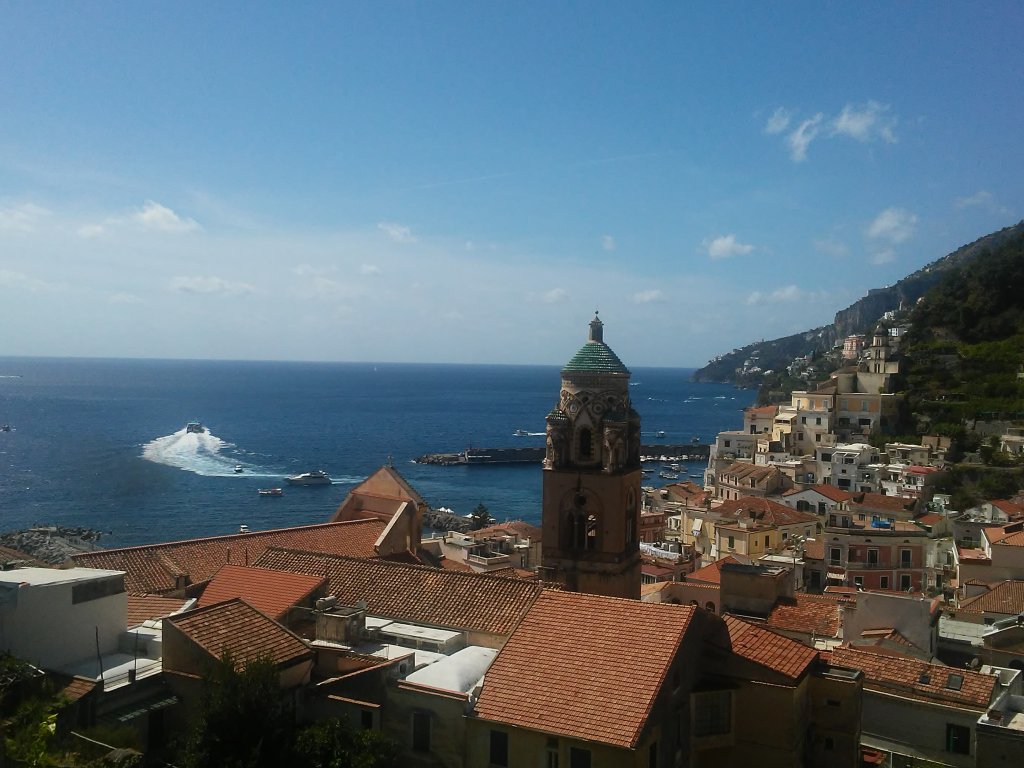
185, 421, 205, 434
285, 470, 332, 486
234, 465, 244, 473
258, 488, 283, 496
658, 471, 679, 480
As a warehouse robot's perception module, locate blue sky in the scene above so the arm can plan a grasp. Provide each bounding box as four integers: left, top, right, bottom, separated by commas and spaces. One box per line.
1, 2, 1021, 367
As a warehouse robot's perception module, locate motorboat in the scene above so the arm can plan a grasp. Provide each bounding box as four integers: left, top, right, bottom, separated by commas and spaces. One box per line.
513, 429, 530, 437
656, 430, 666, 438
234, 465, 244, 473
258, 488, 283, 496
285, 470, 332, 486
658, 471, 680, 480
185, 421, 205, 434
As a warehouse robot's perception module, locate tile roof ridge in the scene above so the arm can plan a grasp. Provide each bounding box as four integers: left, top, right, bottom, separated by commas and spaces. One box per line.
264, 546, 545, 584
77, 520, 380, 555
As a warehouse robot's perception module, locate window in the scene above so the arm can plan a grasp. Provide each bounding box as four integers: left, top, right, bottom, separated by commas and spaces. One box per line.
764, 536, 769, 547
900, 574, 912, 591
693, 690, 732, 736
801, 417, 807, 424
546, 737, 559, 768
578, 428, 593, 460
489, 730, 509, 767
727, 536, 734, 549
816, 417, 822, 426
412, 712, 430, 752
854, 576, 863, 588
880, 576, 889, 589
867, 548, 878, 564
724, 439, 731, 448
830, 547, 841, 565
946, 723, 970, 755
900, 548, 912, 567
569, 747, 592, 768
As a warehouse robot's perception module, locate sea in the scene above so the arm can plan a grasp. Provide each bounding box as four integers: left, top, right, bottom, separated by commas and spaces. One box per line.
0, 358, 755, 549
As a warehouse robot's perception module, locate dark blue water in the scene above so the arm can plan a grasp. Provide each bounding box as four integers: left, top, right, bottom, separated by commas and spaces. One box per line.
0, 358, 754, 548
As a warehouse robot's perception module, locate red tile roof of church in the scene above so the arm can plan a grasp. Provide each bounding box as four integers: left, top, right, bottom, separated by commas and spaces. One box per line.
72, 520, 388, 595
473, 591, 698, 748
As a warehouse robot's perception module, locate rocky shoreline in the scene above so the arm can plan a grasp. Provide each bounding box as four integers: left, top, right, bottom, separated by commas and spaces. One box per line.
0, 526, 107, 565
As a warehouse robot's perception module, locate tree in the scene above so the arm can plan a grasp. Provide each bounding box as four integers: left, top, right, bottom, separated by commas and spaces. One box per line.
294, 719, 400, 768
469, 503, 494, 530
178, 653, 295, 768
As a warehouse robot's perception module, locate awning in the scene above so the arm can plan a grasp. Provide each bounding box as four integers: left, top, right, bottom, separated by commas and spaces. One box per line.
104, 694, 179, 724
827, 570, 846, 581
691, 519, 703, 535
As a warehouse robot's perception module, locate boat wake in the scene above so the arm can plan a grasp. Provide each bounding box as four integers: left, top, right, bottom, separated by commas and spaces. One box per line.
142, 428, 279, 478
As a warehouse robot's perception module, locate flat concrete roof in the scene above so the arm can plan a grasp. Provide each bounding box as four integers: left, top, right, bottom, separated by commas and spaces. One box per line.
0, 567, 125, 586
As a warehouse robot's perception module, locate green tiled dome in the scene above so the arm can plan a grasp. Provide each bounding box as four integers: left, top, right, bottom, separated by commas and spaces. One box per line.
563, 341, 630, 374
562, 314, 630, 374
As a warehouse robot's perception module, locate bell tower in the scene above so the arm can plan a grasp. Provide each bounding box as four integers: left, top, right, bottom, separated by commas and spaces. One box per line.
540, 313, 642, 599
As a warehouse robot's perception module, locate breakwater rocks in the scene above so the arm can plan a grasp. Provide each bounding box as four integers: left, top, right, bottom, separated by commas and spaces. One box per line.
423, 509, 472, 533
415, 444, 710, 466
0, 525, 106, 565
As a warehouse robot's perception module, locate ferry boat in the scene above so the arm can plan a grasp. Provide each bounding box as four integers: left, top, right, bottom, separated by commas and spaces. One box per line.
286, 470, 332, 486
185, 421, 205, 434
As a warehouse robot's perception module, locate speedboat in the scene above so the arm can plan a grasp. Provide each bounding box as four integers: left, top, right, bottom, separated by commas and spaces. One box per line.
285, 470, 332, 486
234, 465, 244, 473
656, 430, 666, 438
185, 421, 205, 434
258, 488, 283, 496
513, 429, 531, 437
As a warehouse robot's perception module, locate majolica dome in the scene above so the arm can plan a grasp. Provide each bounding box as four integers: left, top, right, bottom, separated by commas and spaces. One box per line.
562, 313, 630, 374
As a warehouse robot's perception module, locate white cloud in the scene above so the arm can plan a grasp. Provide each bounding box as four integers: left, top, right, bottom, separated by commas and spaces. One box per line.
866, 207, 917, 244
601, 234, 616, 251
77, 224, 106, 239
787, 114, 824, 162
955, 190, 993, 209
108, 292, 144, 304
0, 269, 63, 292
169, 275, 254, 296
360, 263, 381, 275
764, 107, 792, 135
134, 200, 199, 233
869, 249, 896, 265
0, 202, 51, 232
631, 289, 665, 304
704, 234, 754, 260
746, 285, 820, 305
831, 101, 897, 143
539, 288, 568, 304
377, 221, 416, 243
813, 238, 850, 259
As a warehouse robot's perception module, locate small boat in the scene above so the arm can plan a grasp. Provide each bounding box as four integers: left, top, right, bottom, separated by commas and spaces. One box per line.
658, 471, 680, 480
656, 430, 666, 438
234, 465, 244, 473
286, 470, 332, 486
513, 429, 530, 437
185, 421, 205, 434
0, 424, 10, 432
258, 488, 283, 496
239, 524, 250, 533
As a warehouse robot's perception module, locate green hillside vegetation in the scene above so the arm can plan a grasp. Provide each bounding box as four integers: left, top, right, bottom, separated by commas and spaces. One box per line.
900, 229, 1024, 433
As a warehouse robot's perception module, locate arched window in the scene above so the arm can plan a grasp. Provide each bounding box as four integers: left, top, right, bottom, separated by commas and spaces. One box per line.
578, 428, 593, 461
625, 488, 637, 545
586, 514, 598, 550
705, 601, 716, 613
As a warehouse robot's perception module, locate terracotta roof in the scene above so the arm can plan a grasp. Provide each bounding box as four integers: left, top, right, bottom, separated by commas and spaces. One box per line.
992, 499, 1024, 517
165, 598, 312, 667
714, 497, 819, 528
849, 492, 916, 515
811, 484, 855, 503
957, 546, 990, 562
125, 595, 190, 627
51, 674, 98, 703
438, 558, 474, 573
719, 463, 782, 485
198, 564, 325, 620
746, 406, 777, 416
474, 591, 697, 748
802, 539, 824, 560
71, 520, 389, 595
831, 646, 997, 711
915, 512, 943, 526
470, 521, 542, 542
958, 580, 1024, 617
765, 594, 843, 638
986, 521, 1024, 547
721, 615, 817, 680
254, 548, 545, 636
687, 555, 744, 585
